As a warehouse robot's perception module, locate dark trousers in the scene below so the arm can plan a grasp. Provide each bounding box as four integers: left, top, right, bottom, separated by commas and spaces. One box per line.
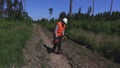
52, 37, 62, 52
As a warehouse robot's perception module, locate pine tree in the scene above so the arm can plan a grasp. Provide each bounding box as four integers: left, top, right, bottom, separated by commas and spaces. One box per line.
13, 0, 18, 19
49, 8, 53, 15
59, 12, 67, 20
0, 0, 4, 18
6, 0, 13, 18
87, 6, 92, 15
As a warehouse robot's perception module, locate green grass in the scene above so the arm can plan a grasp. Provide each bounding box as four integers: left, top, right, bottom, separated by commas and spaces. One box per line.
38, 19, 120, 63
42, 25, 120, 68
67, 28, 120, 63
0, 20, 32, 68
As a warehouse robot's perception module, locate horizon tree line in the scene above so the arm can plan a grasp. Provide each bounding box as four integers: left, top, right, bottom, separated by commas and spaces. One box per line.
69, 0, 114, 17
0, 0, 30, 20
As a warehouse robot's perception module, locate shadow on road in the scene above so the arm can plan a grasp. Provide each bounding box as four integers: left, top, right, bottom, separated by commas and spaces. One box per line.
44, 44, 53, 53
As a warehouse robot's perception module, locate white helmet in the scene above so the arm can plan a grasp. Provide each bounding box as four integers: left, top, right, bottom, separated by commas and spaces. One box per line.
62, 18, 68, 24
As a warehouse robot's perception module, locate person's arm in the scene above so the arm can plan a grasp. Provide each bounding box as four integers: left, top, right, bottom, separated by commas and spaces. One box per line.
63, 30, 64, 36
62, 24, 65, 36
55, 25, 58, 37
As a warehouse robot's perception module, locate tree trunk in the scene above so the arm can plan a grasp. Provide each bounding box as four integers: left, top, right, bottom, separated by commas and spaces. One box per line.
0, 0, 4, 18
23, 0, 26, 11
69, 0, 73, 17
110, 0, 113, 15
92, 0, 94, 16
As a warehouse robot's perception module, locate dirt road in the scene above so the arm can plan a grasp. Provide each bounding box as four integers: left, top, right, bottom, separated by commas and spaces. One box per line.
37, 25, 71, 68
22, 24, 71, 68
21, 24, 120, 68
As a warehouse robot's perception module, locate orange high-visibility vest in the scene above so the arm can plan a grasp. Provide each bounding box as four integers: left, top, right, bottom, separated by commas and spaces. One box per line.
55, 22, 65, 37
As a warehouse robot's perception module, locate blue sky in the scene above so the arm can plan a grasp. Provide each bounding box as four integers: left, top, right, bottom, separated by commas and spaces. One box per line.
25, 0, 120, 20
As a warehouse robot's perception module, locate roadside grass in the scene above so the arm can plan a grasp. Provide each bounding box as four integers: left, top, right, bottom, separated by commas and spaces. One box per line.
67, 28, 120, 63
38, 19, 120, 64
62, 39, 120, 68
0, 20, 32, 68
42, 26, 120, 68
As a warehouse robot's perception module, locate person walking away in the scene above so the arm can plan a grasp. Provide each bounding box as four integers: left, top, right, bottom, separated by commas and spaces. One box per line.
52, 18, 68, 54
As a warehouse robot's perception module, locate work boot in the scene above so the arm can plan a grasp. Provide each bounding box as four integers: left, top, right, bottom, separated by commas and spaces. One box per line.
52, 46, 56, 53
56, 49, 63, 54
52, 49, 55, 53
